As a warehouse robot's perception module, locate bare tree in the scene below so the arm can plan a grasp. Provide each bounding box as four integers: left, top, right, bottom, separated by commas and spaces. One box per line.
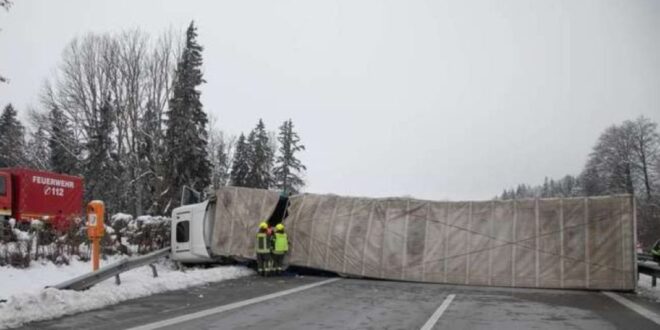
23, 112, 50, 170
33, 28, 181, 215
207, 115, 236, 189
629, 116, 660, 200
584, 123, 637, 195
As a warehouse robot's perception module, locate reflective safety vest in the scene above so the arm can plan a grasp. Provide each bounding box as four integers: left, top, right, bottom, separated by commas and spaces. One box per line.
652, 247, 660, 257
256, 232, 269, 254
274, 232, 288, 254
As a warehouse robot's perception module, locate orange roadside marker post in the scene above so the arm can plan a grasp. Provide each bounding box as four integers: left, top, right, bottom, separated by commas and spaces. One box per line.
86, 200, 105, 271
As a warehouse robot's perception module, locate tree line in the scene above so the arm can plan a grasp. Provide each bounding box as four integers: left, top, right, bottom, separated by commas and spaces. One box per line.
499, 116, 660, 246
0, 22, 306, 216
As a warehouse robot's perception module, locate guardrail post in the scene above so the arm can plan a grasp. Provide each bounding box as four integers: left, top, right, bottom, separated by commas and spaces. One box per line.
150, 264, 158, 278
653, 276, 657, 288
115, 274, 121, 285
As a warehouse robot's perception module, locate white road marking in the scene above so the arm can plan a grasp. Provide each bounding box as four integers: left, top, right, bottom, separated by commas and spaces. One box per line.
603, 291, 660, 325
126, 278, 341, 330
420, 294, 456, 330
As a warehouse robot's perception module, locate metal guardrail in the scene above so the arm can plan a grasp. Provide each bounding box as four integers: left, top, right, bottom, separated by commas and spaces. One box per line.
51, 247, 171, 291
638, 252, 654, 262
639, 261, 660, 288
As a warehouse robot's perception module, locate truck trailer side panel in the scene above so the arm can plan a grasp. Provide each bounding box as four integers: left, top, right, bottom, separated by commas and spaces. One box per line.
203, 187, 636, 291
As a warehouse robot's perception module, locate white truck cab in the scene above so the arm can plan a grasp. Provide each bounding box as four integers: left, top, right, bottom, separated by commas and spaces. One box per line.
170, 188, 289, 265
171, 200, 216, 263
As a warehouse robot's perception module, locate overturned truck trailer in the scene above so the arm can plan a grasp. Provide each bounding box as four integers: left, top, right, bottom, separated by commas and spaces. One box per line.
173, 187, 636, 291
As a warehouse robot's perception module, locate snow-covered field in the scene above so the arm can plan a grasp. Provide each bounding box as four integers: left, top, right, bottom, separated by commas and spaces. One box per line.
0, 257, 253, 329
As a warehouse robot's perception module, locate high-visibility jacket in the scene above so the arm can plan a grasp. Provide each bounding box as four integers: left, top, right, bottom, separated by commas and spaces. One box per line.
274, 232, 288, 254
256, 232, 270, 254
652, 247, 660, 257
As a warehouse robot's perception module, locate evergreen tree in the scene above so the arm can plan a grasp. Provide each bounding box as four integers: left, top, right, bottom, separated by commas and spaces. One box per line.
230, 133, 250, 187
541, 177, 551, 197
273, 119, 306, 194
162, 21, 211, 212
0, 104, 26, 167
26, 125, 50, 170
85, 98, 116, 207
138, 101, 165, 214
246, 119, 274, 189
212, 137, 231, 188
48, 105, 78, 174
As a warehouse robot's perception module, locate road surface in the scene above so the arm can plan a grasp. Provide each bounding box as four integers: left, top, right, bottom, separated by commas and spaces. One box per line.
20, 275, 660, 329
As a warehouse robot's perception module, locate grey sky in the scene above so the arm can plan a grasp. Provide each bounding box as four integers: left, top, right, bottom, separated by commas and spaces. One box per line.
1, 0, 659, 200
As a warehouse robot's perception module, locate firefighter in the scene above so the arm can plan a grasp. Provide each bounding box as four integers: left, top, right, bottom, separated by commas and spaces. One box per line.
652, 239, 660, 265
255, 221, 271, 276
272, 223, 289, 275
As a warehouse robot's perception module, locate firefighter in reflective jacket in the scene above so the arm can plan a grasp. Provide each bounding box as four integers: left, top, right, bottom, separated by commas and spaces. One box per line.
256, 222, 271, 276
272, 223, 289, 274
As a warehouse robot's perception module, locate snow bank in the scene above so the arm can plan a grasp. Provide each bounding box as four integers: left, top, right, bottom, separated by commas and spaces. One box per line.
110, 213, 133, 226
110, 213, 170, 229
10, 228, 31, 242
136, 215, 169, 225
638, 273, 660, 302
0, 256, 125, 298
0, 260, 253, 329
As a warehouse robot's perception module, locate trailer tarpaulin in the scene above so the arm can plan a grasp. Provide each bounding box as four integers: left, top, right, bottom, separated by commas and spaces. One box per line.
208, 187, 635, 290
209, 187, 280, 259
285, 193, 635, 290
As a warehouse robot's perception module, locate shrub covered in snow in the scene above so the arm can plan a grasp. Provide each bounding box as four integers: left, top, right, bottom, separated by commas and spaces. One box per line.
0, 213, 171, 268
108, 213, 171, 255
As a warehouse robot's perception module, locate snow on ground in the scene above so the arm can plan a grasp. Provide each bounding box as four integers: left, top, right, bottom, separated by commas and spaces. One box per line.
0, 257, 254, 329
638, 273, 660, 302
0, 255, 124, 299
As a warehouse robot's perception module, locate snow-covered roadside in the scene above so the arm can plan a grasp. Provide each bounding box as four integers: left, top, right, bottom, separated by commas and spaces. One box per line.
0, 255, 126, 299
0, 259, 253, 329
638, 273, 660, 302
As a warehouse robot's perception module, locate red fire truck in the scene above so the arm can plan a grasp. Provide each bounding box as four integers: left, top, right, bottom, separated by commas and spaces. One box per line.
0, 168, 84, 224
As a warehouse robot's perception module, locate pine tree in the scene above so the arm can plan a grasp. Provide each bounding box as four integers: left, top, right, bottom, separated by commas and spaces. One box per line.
162, 21, 212, 212
141, 101, 167, 214
0, 104, 26, 167
85, 98, 116, 207
230, 133, 250, 187
213, 137, 231, 188
26, 125, 50, 170
48, 105, 78, 174
273, 119, 306, 194
246, 119, 274, 189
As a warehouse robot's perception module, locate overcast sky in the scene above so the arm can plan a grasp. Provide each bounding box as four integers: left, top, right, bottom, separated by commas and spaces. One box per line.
1, 0, 659, 200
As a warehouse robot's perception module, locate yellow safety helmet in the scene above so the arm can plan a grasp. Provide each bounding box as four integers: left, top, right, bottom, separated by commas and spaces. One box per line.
259, 222, 268, 229
275, 223, 284, 231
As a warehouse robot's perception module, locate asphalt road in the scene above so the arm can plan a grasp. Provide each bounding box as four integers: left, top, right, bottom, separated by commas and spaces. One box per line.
20, 275, 660, 330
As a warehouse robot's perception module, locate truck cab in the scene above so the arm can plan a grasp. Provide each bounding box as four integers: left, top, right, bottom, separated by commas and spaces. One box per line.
171, 200, 215, 263
0, 171, 12, 221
